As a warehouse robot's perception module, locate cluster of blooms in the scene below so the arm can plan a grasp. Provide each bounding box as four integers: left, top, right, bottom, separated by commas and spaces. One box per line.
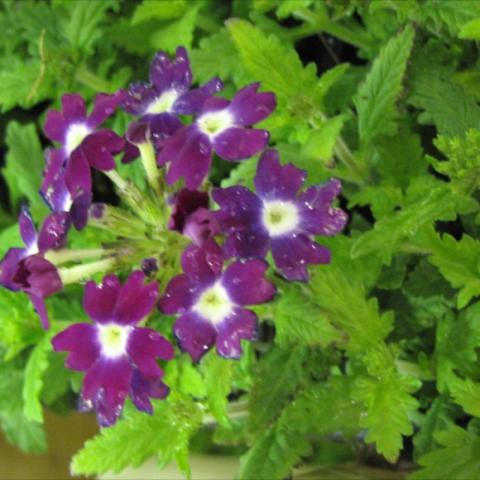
0, 47, 347, 426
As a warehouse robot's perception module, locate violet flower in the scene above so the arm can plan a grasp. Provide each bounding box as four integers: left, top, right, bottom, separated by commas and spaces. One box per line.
168, 188, 220, 246
0, 208, 70, 328
158, 83, 276, 189
213, 149, 348, 281
52, 272, 174, 427
44, 92, 125, 197
159, 241, 275, 361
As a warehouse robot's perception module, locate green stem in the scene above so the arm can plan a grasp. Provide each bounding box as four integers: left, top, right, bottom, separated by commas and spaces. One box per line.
58, 258, 116, 285
138, 142, 161, 195
75, 66, 111, 92
104, 170, 128, 191
45, 248, 107, 266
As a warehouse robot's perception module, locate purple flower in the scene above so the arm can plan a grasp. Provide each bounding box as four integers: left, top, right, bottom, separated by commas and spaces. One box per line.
157, 83, 276, 189
44, 92, 125, 196
213, 150, 348, 281
0, 208, 70, 328
41, 148, 92, 230
52, 272, 174, 427
159, 241, 275, 361
122, 47, 223, 120
168, 188, 220, 246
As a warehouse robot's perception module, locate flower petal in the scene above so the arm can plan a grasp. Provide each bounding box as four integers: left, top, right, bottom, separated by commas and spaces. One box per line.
215, 307, 257, 359
173, 77, 223, 115
223, 259, 275, 306
37, 212, 71, 252
122, 82, 158, 115
65, 149, 92, 196
18, 207, 37, 250
160, 126, 212, 190
254, 149, 306, 201
44, 110, 67, 143
70, 191, 93, 231
159, 273, 197, 315
0, 248, 26, 291
229, 83, 276, 126
62, 93, 86, 122
173, 311, 216, 362
28, 294, 51, 330
88, 91, 125, 127
41, 149, 71, 213
52, 323, 100, 371
127, 327, 174, 378
181, 241, 223, 286
271, 234, 331, 281
130, 369, 169, 414
81, 130, 123, 171
149, 47, 192, 93
149, 113, 183, 151
113, 272, 158, 325
213, 127, 269, 161
84, 275, 121, 323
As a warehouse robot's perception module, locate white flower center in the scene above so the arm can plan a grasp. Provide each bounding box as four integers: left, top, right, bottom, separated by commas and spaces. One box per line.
65, 123, 91, 155
194, 283, 233, 325
197, 110, 233, 138
145, 89, 178, 114
262, 200, 300, 236
98, 324, 132, 359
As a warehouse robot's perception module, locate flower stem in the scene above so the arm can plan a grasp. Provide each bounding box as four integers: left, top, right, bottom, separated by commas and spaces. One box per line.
45, 248, 108, 266
138, 142, 161, 195
104, 170, 128, 191
58, 258, 116, 285
75, 65, 112, 93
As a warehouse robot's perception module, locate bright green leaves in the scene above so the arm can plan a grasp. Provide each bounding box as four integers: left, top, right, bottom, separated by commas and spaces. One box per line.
71, 395, 202, 476
449, 377, 480, 418
131, 0, 187, 25
411, 425, 480, 480
355, 25, 415, 145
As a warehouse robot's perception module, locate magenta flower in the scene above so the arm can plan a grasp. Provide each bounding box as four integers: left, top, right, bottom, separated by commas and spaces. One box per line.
52, 272, 174, 427
168, 188, 220, 246
213, 150, 348, 281
159, 241, 276, 361
44, 92, 125, 197
0, 208, 70, 328
157, 83, 276, 189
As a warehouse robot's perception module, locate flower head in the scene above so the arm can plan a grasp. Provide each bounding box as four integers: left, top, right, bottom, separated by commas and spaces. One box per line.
44, 92, 125, 197
213, 149, 348, 281
159, 241, 275, 361
52, 272, 174, 427
157, 83, 276, 189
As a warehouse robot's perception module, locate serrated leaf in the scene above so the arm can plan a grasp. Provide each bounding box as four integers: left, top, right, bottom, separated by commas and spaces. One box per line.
71, 395, 202, 476
301, 115, 345, 162
459, 18, 480, 39
131, 0, 186, 25
449, 376, 480, 418
354, 25, 414, 145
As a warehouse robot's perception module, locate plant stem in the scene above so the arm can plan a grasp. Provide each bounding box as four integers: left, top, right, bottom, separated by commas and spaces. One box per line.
138, 142, 161, 195
45, 248, 107, 266
58, 258, 116, 285
104, 170, 128, 191
75, 65, 112, 92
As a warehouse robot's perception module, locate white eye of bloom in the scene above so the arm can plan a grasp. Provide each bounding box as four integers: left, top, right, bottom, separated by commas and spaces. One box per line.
262, 200, 300, 237
65, 123, 91, 155
145, 89, 178, 114
194, 283, 233, 325
197, 110, 233, 138
98, 324, 132, 359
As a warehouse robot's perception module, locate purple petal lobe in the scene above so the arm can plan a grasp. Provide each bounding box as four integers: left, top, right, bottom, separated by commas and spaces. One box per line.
159, 274, 196, 315
66, 149, 92, 196
113, 272, 158, 325
84, 275, 121, 323
271, 234, 331, 281
122, 82, 158, 115
41, 149, 71, 213
62, 94, 86, 122
173, 77, 224, 115
149, 47, 192, 93
130, 369, 169, 414
88, 91, 125, 127
159, 126, 212, 190
168, 188, 209, 233
28, 294, 51, 330
149, 113, 183, 151
183, 208, 220, 246
214, 127, 269, 161
215, 307, 257, 359
82, 130, 124, 171
181, 241, 223, 286
18, 207, 37, 250
254, 149, 306, 201
70, 191, 93, 230
37, 212, 71, 252
44, 110, 67, 143
229, 83, 276, 126
174, 311, 216, 362
52, 323, 99, 371
0, 248, 26, 291
223, 259, 275, 306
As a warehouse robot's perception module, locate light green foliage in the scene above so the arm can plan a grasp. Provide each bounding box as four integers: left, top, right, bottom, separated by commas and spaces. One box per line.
3, 122, 49, 219
354, 25, 414, 145
411, 425, 480, 480
449, 376, 480, 418
131, 0, 187, 25
428, 233, 480, 308
459, 18, 480, 40
71, 395, 202, 476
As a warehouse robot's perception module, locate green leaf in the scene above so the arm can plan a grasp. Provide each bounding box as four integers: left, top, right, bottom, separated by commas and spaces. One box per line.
220, 156, 258, 190
449, 376, 480, 418
71, 395, 202, 476
131, 0, 186, 25
201, 352, 233, 426
459, 18, 480, 39
353, 372, 420, 463
2, 121, 49, 219
248, 346, 307, 436
428, 233, 480, 309
411, 425, 480, 480
301, 115, 345, 163
354, 25, 414, 145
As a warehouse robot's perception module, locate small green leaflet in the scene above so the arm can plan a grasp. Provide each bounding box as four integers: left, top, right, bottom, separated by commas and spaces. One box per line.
449, 376, 480, 418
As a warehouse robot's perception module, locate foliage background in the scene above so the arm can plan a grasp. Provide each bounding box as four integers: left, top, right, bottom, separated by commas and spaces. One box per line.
2, 0, 480, 478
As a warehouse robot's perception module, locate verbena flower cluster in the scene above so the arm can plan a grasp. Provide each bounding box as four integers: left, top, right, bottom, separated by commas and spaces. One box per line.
0, 47, 347, 427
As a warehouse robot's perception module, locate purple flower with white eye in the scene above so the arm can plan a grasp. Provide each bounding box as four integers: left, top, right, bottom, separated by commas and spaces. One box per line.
52, 272, 174, 427
159, 241, 275, 362
41, 148, 92, 230
44, 92, 125, 196
157, 83, 276, 189
213, 149, 348, 281
122, 47, 223, 121
0, 208, 70, 328
168, 188, 220, 246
